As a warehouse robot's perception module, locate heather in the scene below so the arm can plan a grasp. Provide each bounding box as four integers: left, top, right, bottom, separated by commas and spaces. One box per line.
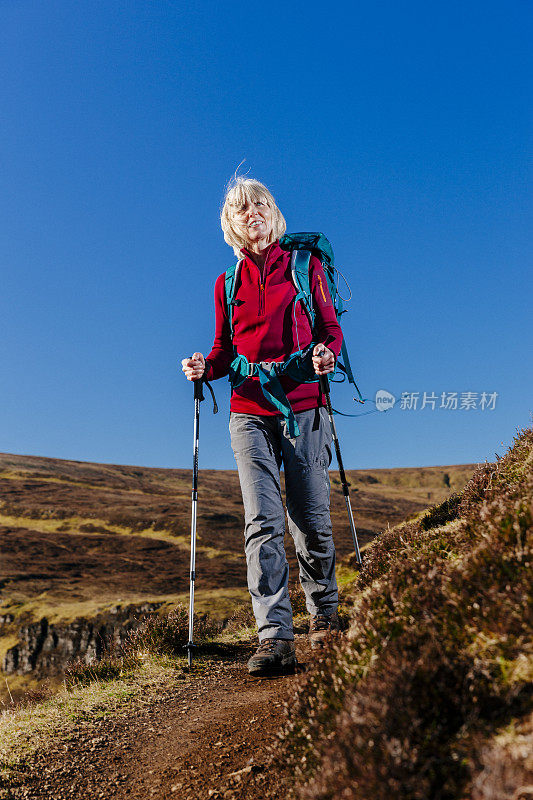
280, 425, 533, 800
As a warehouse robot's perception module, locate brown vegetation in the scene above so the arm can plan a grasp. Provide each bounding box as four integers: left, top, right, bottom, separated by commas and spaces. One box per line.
0, 451, 471, 701
274, 426, 532, 800
3, 439, 525, 799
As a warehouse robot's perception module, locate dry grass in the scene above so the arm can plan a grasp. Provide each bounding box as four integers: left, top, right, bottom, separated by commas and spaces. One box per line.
0, 654, 176, 790
64, 604, 221, 688
0, 587, 250, 629
0, 601, 257, 789
471, 711, 533, 800
0, 509, 186, 541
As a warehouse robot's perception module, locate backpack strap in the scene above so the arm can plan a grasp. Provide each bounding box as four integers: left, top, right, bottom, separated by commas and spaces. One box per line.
290, 249, 314, 329
338, 340, 361, 398
291, 248, 360, 395
224, 259, 244, 338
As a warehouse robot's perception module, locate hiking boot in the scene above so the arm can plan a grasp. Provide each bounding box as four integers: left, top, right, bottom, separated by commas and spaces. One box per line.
247, 638, 297, 676
309, 611, 340, 649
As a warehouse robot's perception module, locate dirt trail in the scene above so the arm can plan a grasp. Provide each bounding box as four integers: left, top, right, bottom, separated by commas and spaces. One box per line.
7, 640, 311, 800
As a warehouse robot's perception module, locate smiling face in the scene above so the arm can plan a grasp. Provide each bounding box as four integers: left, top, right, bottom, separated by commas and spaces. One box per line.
231, 198, 273, 252
221, 178, 287, 257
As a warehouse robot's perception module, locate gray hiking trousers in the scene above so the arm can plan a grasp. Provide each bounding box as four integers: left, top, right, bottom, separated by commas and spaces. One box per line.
229, 407, 338, 641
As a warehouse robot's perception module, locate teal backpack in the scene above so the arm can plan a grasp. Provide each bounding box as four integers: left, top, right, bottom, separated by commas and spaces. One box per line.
224, 232, 360, 436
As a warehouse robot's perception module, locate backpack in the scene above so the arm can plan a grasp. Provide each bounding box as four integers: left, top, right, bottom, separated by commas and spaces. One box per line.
223, 232, 360, 436
278, 232, 358, 391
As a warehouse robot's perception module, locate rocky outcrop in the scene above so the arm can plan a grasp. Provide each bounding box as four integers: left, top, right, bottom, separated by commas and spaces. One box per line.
1, 603, 163, 677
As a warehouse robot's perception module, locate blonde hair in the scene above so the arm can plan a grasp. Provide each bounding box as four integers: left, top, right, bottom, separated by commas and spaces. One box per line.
220, 177, 287, 257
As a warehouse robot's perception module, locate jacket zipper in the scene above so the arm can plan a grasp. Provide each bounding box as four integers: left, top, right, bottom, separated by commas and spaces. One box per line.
317, 274, 327, 303
259, 254, 269, 316
245, 244, 271, 316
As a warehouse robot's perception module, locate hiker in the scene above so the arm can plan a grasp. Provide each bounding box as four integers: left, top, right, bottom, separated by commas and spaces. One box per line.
182, 177, 342, 675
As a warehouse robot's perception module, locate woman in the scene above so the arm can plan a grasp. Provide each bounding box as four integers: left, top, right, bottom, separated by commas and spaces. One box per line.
182, 177, 342, 675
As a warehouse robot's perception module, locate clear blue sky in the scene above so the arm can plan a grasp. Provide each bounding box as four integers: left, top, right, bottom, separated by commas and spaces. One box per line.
1, 1, 531, 470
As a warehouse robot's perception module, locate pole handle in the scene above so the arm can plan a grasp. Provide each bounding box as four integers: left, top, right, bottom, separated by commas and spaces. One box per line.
316, 345, 331, 397
191, 372, 218, 414
193, 379, 204, 401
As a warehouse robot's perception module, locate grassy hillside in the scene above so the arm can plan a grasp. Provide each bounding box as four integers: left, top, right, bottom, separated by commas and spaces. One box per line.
0, 436, 527, 799
277, 425, 533, 800
0, 451, 474, 701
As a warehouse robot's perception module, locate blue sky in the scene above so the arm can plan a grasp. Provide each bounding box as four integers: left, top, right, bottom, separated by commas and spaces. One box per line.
1, 1, 531, 470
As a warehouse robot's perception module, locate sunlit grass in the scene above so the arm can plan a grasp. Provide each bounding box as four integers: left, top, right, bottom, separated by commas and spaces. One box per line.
0, 509, 242, 562
0, 587, 250, 627
0, 510, 185, 541
0, 653, 179, 788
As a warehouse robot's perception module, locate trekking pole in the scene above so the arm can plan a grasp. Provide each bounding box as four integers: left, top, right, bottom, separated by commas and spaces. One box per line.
317, 354, 362, 565
186, 375, 218, 668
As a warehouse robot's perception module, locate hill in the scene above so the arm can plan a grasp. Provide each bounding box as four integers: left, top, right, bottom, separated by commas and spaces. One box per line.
0, 451, 474, 702
269, 424, 533, 799
1, 431, 529, 799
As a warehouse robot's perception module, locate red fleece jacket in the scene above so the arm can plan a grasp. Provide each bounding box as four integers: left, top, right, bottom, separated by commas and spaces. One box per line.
204, 240, 343, 416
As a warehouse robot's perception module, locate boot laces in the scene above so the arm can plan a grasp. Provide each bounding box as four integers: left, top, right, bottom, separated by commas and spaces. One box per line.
256, 640, 279, 654
311, 615, 331, 632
